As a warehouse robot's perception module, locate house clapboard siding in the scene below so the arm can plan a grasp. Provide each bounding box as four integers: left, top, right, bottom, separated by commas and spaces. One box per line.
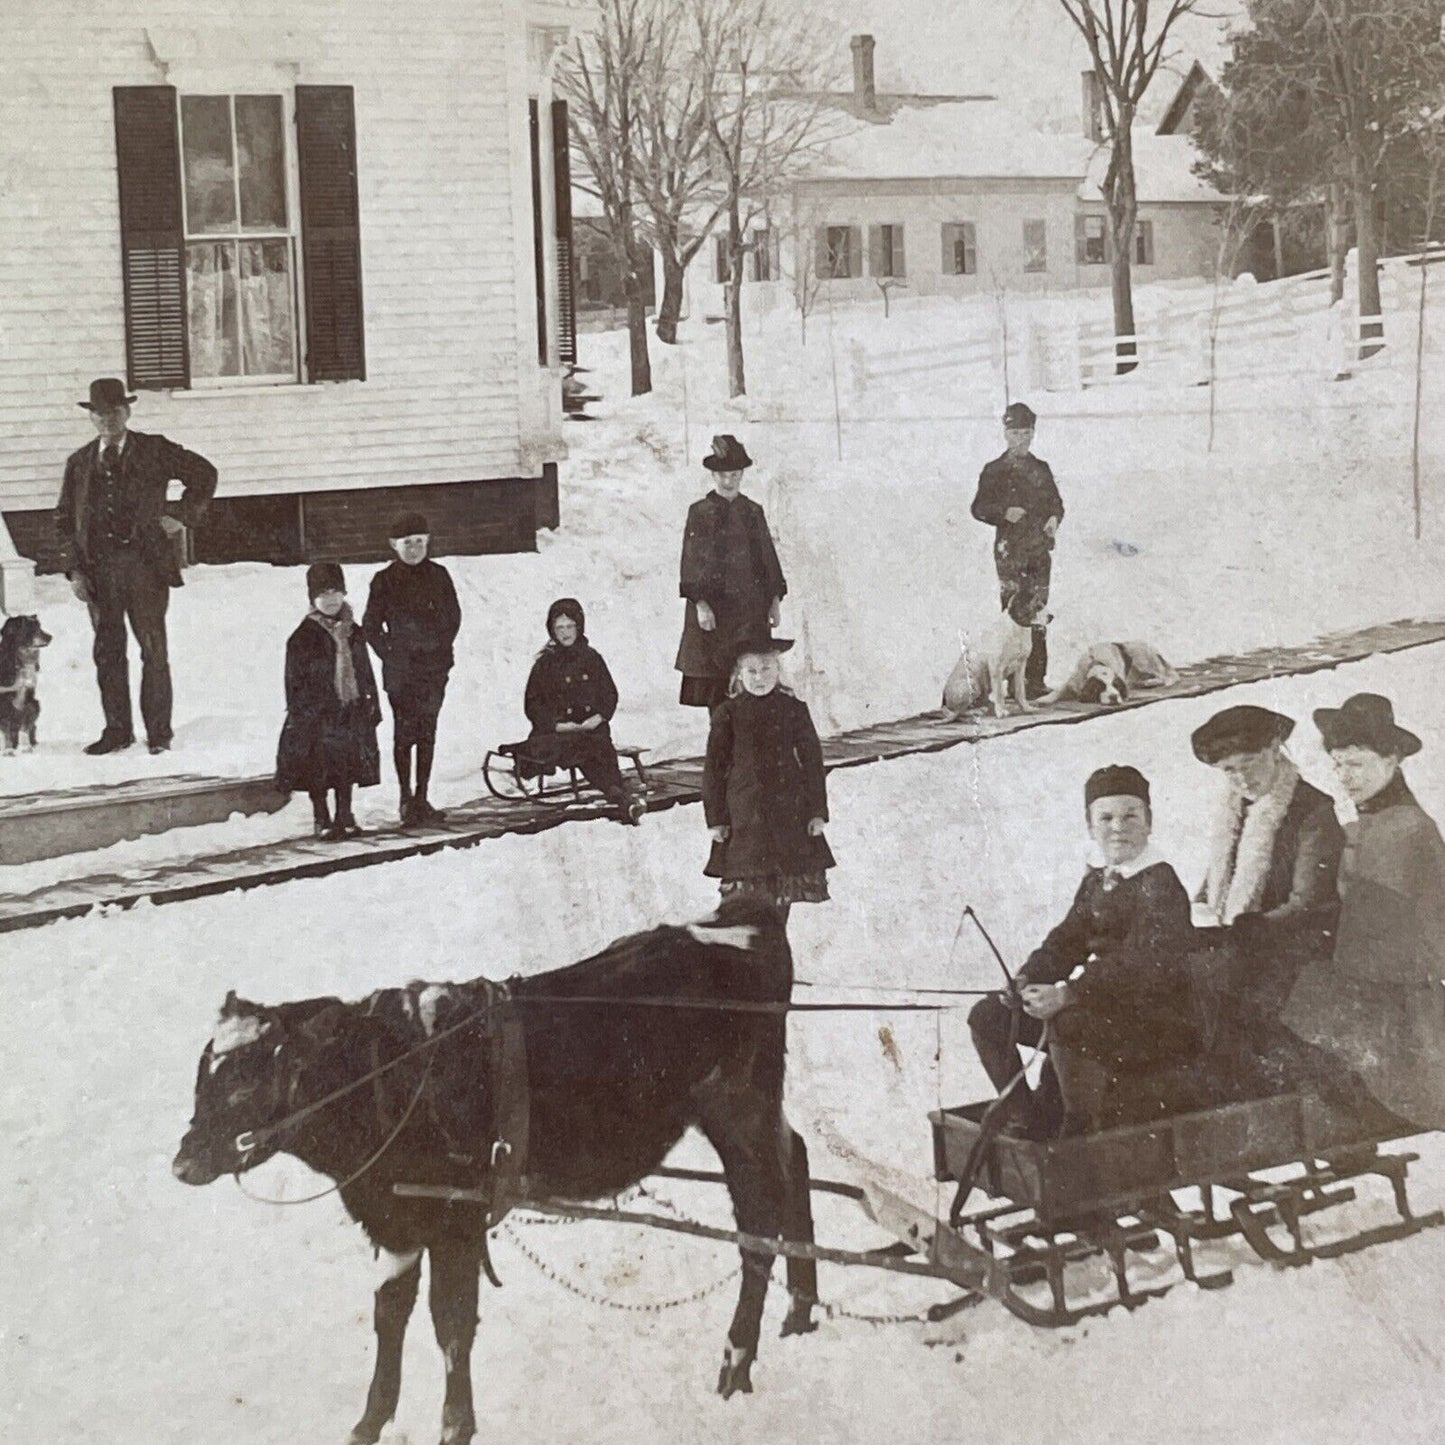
1, 0, 584, 567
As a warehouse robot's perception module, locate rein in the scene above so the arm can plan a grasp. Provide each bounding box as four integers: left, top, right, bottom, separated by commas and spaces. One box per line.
234, 1049, 437, 1206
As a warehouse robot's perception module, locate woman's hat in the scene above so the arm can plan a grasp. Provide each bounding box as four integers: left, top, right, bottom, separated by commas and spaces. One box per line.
79, 377, 137, 411
389, 511, 430, 539
730, 628, 793, 670
1085, 764, 1151, 811
1002, 401, 1037, 429
306, 561, 346, 598
1314, 693, 1421, 758
703, 435, 753, 472
546, 596, 585, 638
1191, 705, 1295, 765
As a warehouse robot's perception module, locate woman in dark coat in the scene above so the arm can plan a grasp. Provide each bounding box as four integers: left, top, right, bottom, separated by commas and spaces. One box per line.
703, 631, 833, 921
276, 562, 382, 839
676, 435, 787, 710
1281, 694, 1445, 1131
523, 597, 644, 825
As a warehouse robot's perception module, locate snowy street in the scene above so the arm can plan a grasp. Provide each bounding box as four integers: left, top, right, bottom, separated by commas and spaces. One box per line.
4, 642, 1444, 1445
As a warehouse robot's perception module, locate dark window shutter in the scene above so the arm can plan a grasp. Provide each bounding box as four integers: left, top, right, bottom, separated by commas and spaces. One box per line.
849, 225, 863, 278
892, 225, 906, 279
296, 85, 366, 382
815, 227, 830, 278
113, 87, 189, 391
1075, 214, 1089, 265
551, 100, 577, 366
528, 100, 548, 366
868, 224, 883, 278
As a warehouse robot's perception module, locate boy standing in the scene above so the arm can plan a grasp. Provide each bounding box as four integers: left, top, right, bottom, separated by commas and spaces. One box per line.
363, 512, 462, 826
970, 401, 1063, 699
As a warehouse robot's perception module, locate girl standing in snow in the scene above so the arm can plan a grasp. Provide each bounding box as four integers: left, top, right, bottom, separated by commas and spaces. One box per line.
703, 631, 833, 921
276, 562, 382, 840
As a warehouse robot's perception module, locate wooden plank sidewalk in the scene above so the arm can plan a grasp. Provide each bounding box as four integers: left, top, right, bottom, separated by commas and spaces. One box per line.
0, 615, 1441, 936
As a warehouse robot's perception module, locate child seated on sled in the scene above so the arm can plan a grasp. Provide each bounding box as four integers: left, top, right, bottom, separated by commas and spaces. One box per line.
967, 765, 1200, 1136
521, 598, 644, 825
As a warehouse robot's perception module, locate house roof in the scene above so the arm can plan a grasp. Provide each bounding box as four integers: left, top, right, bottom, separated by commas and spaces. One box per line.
1156, 59, 1222, 136
1080, 132, 1227, 205
804, 99, 1093, 183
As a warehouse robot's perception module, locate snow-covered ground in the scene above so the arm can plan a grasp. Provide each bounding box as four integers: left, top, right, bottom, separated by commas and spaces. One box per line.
10, 263, 1444, 805
6, 267, 1445, 1443
3, 646, 1444, 1445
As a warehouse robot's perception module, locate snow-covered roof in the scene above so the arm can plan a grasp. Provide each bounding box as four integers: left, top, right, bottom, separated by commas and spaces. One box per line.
1080, 133, 1227, 205
805, 100, 1093, 183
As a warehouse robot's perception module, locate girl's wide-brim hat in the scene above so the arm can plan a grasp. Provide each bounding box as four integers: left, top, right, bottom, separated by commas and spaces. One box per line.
729, 629, 793, 670
1191, 705, 1295, 765
703, 434, 753, 472
1314, 693, 1421, 758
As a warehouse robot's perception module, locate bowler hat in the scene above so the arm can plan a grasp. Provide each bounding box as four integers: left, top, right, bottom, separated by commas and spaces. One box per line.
1085, 764, 1151, 811
1002, 401, 1037, 429
1191, 705, 1295, 765
1314, 693, 1421, 758
79, 377, 137, 411
729, 627, 793, 671
703, 434, 754, 472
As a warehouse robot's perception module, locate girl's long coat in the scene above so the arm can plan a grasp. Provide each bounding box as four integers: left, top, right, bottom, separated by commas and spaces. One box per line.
1281, 773, 1445, 1128
275, 617, 382, 792
703, 690, 834, 880
674, 491, 787, 681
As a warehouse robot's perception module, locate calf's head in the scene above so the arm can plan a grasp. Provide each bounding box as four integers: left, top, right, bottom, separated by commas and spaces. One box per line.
173, 991, 338, 1186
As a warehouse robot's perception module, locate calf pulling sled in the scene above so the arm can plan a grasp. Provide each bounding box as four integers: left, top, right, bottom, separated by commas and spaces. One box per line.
174, 905, 1445, 1444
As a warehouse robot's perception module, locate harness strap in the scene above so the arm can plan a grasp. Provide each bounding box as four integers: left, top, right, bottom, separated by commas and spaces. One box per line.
486, 991, 529, 1228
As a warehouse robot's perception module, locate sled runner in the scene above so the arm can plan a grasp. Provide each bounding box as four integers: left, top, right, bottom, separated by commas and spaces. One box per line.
482, 740, 649, 804
926, 1091, 1445, 1326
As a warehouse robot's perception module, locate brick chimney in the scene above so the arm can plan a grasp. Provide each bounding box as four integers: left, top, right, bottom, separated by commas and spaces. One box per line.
850, 34, 876, 111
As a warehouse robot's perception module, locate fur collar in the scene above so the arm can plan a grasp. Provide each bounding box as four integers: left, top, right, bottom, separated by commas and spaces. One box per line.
1201, 756, 1300, 924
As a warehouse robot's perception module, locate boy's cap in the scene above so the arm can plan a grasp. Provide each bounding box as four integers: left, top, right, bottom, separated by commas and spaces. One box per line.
1084, 764, 1150, 811
390, 511, 430, 539
1003, 401, 1037, 429
306, 561, 346, 598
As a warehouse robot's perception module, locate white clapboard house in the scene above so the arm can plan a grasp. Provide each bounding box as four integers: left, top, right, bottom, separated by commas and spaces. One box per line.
0, 0, 590, 585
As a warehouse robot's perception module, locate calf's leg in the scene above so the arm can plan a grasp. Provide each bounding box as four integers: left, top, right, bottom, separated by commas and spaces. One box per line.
428, 1239, 481, 1445
697, 1098, 789, 1398
350, 1250, 422, 1445
779, 1123, 819, 1337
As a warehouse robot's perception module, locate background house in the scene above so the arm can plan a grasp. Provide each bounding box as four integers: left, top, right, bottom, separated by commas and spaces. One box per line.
691, 35, 1231, 318
0, 0, 591, 576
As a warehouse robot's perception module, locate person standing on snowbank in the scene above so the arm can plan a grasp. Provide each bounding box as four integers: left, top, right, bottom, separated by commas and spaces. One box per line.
702, 631, 833, 923
276, 563, 382, 840
363, 513, 461, 827
675, 435, 787, 711
971, 401, 1063, 700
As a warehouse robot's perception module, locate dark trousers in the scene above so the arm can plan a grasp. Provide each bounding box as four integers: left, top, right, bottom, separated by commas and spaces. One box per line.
968, 993, 1063, 1134
87, 549, 172, 744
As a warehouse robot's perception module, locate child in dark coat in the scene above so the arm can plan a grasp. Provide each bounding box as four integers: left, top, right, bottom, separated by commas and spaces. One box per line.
523, 597, 644, 825
276, 562, 382, 840
968, 765, 1199, 1136
362, 512, 462, 827
703, 630, 833, 921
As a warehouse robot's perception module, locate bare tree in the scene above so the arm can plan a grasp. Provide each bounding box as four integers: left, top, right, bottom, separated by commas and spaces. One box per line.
558, 0, 658, 395
1058, 1, 1210, 372
786, 197, 824, 345
633, 5, 728, 343
693, 0, 839, 397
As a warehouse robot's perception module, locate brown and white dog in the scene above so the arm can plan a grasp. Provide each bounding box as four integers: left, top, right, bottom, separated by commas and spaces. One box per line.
0, 614, 52, 752
1040, 641, 1177, 707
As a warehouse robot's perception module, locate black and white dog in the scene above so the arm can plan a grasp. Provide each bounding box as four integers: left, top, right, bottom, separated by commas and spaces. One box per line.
0, 615, 52, 752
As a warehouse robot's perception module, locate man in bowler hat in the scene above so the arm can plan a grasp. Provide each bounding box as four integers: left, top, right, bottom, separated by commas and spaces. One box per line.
56, 378, 218, 754
971, 401, 1063, 699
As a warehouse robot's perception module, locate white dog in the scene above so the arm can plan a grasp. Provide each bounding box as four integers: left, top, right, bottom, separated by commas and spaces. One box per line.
940, 601, 1051, 719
